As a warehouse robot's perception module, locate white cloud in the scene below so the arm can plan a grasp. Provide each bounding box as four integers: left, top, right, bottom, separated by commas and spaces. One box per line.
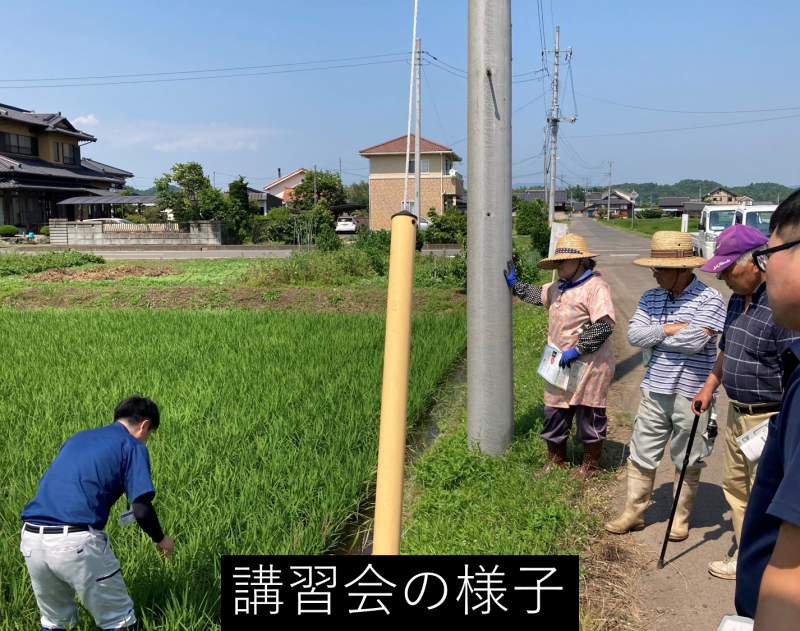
73, 114, 99, 126
105, 120, 279, 153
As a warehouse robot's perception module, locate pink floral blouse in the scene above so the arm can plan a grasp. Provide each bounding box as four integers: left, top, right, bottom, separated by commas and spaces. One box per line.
540, 275, 616, 409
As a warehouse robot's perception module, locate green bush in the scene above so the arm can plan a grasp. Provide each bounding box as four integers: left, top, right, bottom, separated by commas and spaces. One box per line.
512, 244, 547, 285
422, 207, 467, 244
316, 225, 342, 252
0, 225, 18, 237
40, 226, 50, 236
0, 250, 104, 276
514, 198, 551, 255
252, 207, 295, 244
354, 226, 392, 276
640, 209, 663, 219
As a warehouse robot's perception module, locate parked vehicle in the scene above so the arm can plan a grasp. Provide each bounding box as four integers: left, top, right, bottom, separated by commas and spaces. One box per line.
82, 218, 134, 224
418, 216, 430, 230
690, 204, 776, 258
334, 216, 358, 234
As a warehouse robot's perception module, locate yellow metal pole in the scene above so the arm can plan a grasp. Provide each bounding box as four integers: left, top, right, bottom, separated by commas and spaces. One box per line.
372, 211, 417, 555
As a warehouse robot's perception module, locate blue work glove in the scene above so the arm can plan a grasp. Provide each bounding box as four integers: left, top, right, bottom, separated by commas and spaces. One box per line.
504, 261, 518, 287
559, 348, 581, 367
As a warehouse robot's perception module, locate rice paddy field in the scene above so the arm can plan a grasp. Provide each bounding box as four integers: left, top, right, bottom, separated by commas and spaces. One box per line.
0, 308, 467, 629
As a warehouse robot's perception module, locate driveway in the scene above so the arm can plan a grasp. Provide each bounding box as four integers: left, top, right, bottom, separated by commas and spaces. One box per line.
566, 217, 736, 630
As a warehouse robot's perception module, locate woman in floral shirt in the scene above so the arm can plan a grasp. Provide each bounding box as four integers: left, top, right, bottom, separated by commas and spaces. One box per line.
505, 234, 616, 479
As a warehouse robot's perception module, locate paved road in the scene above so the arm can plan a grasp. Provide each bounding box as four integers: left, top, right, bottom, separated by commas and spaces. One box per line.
567, 217, 737, 630
94, 250, 293, 260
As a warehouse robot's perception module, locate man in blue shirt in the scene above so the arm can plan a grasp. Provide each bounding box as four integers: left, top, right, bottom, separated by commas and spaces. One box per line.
20, 396, 174, 631
735, 190, 800, 627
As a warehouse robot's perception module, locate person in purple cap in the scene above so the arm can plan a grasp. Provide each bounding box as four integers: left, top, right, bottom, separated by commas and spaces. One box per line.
693, 223, 799, 581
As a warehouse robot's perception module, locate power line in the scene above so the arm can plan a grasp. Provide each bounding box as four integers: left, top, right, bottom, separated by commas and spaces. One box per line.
513, 93, 545, 114
568, 89, 800, 115
0, 52, 411, 83
0, 59, 409, 89
422, 65, 449, 146
513, 152, 543, 166
566, 112, 800, 139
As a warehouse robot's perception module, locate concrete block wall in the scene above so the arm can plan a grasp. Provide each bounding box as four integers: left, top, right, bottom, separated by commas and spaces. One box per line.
48, 219, 224, 247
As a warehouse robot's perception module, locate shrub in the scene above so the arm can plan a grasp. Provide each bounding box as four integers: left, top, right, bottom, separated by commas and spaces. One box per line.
40, 226, 50, 236
512, 245, 546, 285
253, 207, 295, 244
422, 207, 467, 245
514, 198, 551, 254
0, 225, 19, 237
640, 209, 663, 219
354, 226, 392, 276
316, 225, 342, 252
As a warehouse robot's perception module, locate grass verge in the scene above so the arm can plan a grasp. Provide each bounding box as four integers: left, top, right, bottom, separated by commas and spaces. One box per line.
0, 308, 466, 630
599, 217, 699, 239
401, 303, 643, 629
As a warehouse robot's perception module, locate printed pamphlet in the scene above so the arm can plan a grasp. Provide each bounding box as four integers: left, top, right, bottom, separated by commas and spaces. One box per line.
537, 344, 587, 391
736, 419, 770, 463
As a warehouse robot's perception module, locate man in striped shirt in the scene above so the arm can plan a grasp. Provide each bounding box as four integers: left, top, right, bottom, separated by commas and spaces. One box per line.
606, 231, 726, 541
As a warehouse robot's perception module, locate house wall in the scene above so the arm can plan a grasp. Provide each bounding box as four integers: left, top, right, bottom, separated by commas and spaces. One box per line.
0, 122, 80, 165
368, 178, 447, 230
265, 172, 306, 200
367, 153, 448, 176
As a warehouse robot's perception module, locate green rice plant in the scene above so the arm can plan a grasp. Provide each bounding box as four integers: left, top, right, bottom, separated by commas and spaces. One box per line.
0, 250, 104, 276
0, 309, 466, 629
244, 249, 375, 287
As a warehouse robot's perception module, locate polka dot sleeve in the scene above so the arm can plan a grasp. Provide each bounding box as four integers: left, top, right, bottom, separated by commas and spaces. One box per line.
514, 283, 543, 306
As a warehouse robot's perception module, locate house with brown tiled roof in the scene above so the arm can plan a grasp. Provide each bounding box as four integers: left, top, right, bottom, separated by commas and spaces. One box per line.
359, 134, 463, 230
262, 167, 308, 201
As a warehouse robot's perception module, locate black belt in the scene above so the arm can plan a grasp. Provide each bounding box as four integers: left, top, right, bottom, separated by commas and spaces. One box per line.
731, 402, 781, 415
24, 524, 90, 534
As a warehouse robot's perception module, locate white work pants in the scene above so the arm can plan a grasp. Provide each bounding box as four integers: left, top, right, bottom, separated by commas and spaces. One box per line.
20, 525, 136, 630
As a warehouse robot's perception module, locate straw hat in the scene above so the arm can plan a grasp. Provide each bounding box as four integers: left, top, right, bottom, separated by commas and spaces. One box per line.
537, 234, 598, 270
633, 231, 707, 268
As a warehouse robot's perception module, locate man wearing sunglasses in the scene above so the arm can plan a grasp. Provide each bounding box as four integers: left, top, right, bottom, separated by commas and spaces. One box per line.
735, 189, 800, 627
692, 224, 798, 581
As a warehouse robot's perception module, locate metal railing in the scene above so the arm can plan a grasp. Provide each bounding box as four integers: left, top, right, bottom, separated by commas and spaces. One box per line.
102, 223, 188, 233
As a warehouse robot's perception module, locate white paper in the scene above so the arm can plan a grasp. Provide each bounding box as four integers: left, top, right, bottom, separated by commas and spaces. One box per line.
736, 419, 770, 463
717, 615, 754, 631
537, 344, 586, 391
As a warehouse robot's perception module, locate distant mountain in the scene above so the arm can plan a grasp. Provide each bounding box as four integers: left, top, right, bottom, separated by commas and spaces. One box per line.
614, 179, 795, 204
129, 185, 180, 195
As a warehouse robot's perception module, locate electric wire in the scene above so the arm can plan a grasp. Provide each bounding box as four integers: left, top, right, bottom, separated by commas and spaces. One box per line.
0, 59, 409, 89
422, 65, 449, 146
0, 52, 411, 83
566, 113, 800, 139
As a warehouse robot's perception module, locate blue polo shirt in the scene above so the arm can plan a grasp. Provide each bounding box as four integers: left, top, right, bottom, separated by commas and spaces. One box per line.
21, 422, 156, 530
735, 339, 800, 618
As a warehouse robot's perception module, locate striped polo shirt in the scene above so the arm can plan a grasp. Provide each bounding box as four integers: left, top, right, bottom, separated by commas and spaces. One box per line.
630, 276, 727, 398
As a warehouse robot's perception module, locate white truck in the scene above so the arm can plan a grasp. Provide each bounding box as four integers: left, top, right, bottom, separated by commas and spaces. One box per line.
690, 204, 776, 259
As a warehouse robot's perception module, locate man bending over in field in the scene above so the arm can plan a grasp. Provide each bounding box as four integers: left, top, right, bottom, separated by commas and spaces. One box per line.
19, 396, 174, 630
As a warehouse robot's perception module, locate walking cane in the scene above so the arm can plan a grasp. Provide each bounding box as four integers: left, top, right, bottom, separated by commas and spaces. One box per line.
657, 400, 703, 570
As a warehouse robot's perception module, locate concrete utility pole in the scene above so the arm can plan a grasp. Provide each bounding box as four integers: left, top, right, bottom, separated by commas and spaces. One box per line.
414, 38, 422, 220
547, 26, 560, 227
606, 161, 613, 220
542, 126, 548, 202
466, 0, 513, 456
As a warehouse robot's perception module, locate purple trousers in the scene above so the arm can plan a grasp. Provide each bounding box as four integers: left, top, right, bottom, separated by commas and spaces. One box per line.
542, 405, 607, 445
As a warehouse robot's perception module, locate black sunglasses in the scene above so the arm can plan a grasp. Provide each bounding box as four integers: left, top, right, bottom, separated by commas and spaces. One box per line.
752, 238, 800, 272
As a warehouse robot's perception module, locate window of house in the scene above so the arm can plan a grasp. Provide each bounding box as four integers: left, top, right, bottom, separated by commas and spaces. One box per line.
1, 133, 37, 156
63, 143, 79, 165
53, 142, 60, 162
408, 159, 430, 174
728, 197, 732, 202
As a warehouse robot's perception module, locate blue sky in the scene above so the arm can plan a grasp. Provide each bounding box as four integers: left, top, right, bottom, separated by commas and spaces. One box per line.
3, 0, 799, 191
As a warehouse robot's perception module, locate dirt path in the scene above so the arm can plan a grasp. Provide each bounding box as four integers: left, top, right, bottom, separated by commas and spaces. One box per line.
568, 217, 737, 630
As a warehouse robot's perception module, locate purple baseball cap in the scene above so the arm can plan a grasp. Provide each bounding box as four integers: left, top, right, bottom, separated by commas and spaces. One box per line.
700, 224, 768, 273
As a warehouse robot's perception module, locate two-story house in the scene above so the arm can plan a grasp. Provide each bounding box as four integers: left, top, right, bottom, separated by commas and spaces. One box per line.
262, 168, 308, 202
359, 134, 464, 230
0, 103, 132, 231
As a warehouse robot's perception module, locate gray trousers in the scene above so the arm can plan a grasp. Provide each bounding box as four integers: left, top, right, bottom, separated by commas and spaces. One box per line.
629, 388, 712, 471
